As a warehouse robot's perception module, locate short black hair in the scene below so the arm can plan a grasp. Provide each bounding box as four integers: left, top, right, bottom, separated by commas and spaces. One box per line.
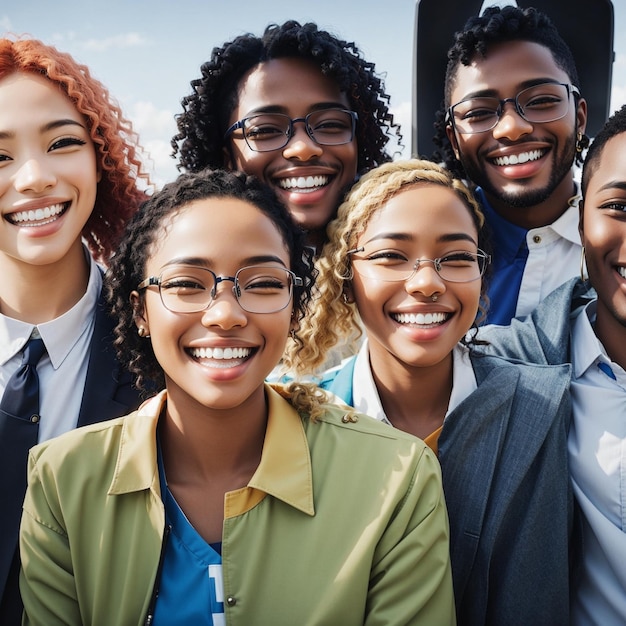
432, 5, 582, 178
581, 104, 626, 197
106, 168, 315, 393
172, 20, 400, 176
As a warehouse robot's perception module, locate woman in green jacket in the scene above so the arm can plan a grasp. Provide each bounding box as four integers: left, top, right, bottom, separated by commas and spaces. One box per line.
19, 168, 455, 626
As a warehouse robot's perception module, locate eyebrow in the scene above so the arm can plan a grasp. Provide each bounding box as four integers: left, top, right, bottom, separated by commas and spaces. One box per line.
362, 231, 478, 246
595, 180, 626, 193
0, 118, 87, 140
162, 255, 288, 268
455, 78, 566, 101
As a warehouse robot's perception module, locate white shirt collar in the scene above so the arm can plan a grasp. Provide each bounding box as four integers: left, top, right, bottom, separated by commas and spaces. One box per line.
352, 339, 477, 424
0, 246, 102, 368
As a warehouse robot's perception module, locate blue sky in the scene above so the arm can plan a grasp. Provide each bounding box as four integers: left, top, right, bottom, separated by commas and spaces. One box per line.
3, 0, 625, 186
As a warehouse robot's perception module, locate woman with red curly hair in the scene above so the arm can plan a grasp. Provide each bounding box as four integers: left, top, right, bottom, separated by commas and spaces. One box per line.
0, 37, 152, 624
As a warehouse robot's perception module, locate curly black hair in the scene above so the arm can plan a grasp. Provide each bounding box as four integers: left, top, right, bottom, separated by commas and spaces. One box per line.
432, 5, 584, 178
106, 168, 316, 393
172, 20, 400, 176
581, 104, 626, 197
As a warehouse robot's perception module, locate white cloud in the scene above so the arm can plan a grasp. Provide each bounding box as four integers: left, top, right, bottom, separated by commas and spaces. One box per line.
81, 32, 147, 52
0, 16, 12, 31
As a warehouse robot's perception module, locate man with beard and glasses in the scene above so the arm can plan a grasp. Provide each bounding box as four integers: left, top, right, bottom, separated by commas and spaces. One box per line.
432, 5, 588, 325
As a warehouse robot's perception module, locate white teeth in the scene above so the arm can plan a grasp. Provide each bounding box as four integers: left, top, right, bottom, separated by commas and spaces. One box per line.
394, 312, 448, 325
278, 175, 329, 190
618, 267, 626, 279
9, 203, 66, 225
190, 347, 252, 360
493, 150, 544, 166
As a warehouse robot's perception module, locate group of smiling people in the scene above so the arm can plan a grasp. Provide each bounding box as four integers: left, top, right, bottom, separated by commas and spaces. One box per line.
0, 4, 623, 626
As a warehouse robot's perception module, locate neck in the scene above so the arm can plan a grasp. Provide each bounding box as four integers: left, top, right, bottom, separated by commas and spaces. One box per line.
485, 176, 577, 230
160, 385, 268, 485
368, 347, 453, 440
0, 242, 90, 323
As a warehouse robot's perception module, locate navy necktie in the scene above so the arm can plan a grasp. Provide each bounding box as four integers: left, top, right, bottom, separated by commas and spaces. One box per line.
0, 337, 47, 603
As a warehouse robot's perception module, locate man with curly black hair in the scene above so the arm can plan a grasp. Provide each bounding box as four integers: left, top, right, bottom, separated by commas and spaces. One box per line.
172, 20, 401, 252
432, 5, 588, 325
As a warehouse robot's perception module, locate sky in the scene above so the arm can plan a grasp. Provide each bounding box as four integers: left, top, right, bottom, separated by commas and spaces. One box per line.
2, 0, 626, 186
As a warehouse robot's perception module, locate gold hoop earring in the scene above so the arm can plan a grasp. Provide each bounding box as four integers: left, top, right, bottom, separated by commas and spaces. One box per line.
580, 247, 587, 282
576, 132, 589, 154
138, 327, 149, 338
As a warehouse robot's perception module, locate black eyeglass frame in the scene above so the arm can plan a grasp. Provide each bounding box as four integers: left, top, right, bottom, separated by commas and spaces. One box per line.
137, 265, 304, 314
223, 108, 358, 152
445, 82, 581, 135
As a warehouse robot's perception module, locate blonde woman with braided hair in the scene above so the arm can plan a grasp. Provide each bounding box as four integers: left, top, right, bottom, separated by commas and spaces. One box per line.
291, 159, 576, 626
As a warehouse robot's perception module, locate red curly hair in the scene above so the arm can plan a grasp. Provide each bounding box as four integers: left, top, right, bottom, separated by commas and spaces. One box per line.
0, 37, 152, 261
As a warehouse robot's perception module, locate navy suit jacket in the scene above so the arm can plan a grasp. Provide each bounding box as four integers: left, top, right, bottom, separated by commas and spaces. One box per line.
0, 292, 142, 624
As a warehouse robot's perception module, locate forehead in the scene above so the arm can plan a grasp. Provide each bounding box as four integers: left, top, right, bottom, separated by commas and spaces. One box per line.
148, 197, 290, 267
450, 40, 571, 100
234, 57, 349, 115
359, 184, 478, 240
0, 72, 80, 120
586, 133, 626, 192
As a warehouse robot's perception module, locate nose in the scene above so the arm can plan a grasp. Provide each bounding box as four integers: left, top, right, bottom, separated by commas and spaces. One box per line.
404, 261, 446, 300
281, 122, 324, 161
13, 157, 57, 193
200, 281, 247, 329
491, 101, 533, 141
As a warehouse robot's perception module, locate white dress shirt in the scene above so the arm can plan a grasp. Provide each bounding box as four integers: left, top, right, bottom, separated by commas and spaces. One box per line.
351, 340, 477, 425
0, 247, 101, 442
569, 301, 626, 625
516, 200, 582, 318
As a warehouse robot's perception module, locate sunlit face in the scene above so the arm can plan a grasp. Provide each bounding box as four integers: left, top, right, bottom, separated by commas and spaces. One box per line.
225, 58, 358, 246
580, 132, 626, 357
446, 41, 586, 223
349, 184, 482, 374
0, 72, 98, 269
135, 198, 294, 415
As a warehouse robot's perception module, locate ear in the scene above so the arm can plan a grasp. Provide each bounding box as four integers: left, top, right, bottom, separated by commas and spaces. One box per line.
578, 199, 585, 241
445, 123, 461, 161
130, 291, 150, 335
576, 96, 588, 135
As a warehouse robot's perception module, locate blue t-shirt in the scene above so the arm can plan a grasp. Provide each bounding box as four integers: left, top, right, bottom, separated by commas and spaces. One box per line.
152, 446, 225, 626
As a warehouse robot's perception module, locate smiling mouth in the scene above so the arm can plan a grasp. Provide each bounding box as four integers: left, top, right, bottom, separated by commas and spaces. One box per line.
188, 346, 254, 368
392, 312, 451, 326
491, 149, 545, 166
6, 202, 70, 227
276, 175, 330, 192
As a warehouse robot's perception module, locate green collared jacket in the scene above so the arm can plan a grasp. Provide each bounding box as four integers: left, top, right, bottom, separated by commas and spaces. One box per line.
20, 385, 455, 626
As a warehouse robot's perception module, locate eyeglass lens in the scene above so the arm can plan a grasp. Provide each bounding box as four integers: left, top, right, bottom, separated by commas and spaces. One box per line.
242, 109, 355, 151
157, 265, 295, 313
451, 83, 573, 134
351, 251, 489, 283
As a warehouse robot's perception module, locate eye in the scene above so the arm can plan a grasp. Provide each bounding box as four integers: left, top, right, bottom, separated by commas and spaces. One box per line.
241, 276, 288, 293
523, 94, 563, 110
365, 250, 409, 264
49, 136, 88, 152
600, 201, 626, 213
160, 277, 206, 294
439, 251, 478, 266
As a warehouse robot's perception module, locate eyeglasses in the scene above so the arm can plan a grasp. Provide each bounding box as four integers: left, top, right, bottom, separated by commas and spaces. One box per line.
347, 248, 491, 283
224, 108, 358, 152
137, 265, 303, 314
446, 82, 580, 134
